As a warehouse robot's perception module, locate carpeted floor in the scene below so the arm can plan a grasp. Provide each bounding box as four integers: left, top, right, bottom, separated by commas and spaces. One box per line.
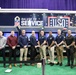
0, 57, 76, 75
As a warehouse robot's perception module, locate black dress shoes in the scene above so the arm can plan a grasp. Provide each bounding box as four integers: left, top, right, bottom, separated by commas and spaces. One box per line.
59, 63, 62, 66
65, 64, 70, 67
50, 63, 54, 66
56, 62, 59, 65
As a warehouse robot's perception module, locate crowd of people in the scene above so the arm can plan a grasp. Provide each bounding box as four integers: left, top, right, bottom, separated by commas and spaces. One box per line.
0, 28, 76, 69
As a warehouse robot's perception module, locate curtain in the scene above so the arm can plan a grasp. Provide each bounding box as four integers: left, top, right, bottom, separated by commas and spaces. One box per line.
0, 0, 76, 10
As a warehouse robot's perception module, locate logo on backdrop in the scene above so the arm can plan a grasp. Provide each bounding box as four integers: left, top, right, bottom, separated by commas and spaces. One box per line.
48, 16, 70, 28
14, 16, 43, 26
14, 16, 20, 26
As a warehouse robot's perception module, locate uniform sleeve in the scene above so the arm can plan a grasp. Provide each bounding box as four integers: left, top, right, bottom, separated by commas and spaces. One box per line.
74, 36, 76, 41
46, 37, 48, 42
30, 36, 34, 46
52, 36, 54, 41
38, 37, 40, 42
18, 36, 24, 47
16, 26, 21, 35
55, 36, 57, 41
44, 36, 46, 41
72, 36, 75, 42
2, 37, 7, 48
62, 36, 64, 41
26, 37, 28, 46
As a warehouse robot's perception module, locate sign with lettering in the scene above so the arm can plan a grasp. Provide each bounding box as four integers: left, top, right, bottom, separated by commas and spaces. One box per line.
48, 16, 70, 28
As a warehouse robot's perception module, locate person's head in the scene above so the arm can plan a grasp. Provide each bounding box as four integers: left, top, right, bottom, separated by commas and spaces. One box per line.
32, 30, 35, 36
11, 31, 15, 36
40, 30, 44, 36
22, 30, 26, 35
68, 30, 71, 35
57, 29, 61, 35
49, 30, 52, 36
0, 31, 3, 37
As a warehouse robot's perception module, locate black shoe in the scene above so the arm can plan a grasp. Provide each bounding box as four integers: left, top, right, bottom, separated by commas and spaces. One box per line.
24, 63, 29, 66
4, 66, 6, 68
70, 65, 74, 69
19, 64, 22, 68
65, 64, 70, 67
56, 62, 59, 65
49, 62, 52, 65
50, 63, 54, 66
31, 63, 35, 66
59, 63, 62, 66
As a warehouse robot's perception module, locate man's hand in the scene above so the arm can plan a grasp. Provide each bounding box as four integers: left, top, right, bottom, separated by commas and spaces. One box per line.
57, 44, 59, 47
40, 44, 43, 48
37, 45, 40, 48
0, 47, 2, 50
12, 46, 16, 49
35, 46, 38, 48
74, 45, 76, 48
66, 46, 69, 49
48, 46, 50, 50
41, 44, 43, 47
24, 46, 26, 49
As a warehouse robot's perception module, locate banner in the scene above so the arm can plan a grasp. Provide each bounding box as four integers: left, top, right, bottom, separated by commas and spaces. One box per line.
48, 16, 70, 28
0, 13, 43, 27
0, 13, 73, 28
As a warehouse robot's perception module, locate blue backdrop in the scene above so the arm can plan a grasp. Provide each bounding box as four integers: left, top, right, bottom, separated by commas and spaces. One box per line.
0, 0, 76, 10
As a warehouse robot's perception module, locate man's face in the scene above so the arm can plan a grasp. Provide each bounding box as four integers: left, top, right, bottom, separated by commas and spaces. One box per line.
68, 30, 71, 35
32, 31, 35, 36
40, 31, 44, 36
57, 29, 61, 35
22, 30, 26, 35
49, 31, 52, 36
0, 31, 3, 37
11, 31, 15, 36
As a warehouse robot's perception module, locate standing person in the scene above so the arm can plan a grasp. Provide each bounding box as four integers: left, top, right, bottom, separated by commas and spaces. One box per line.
47, 31, 55, 66
0, 31, 7, 68
18, 30, 28, 68
7, 31, 18, 68
74, 35, 76, 48
30, 30, 38, 66
38, 30, 46, 60
55, 29, 64, 66
74, 30, 76, 66
64, 30, 75, 68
